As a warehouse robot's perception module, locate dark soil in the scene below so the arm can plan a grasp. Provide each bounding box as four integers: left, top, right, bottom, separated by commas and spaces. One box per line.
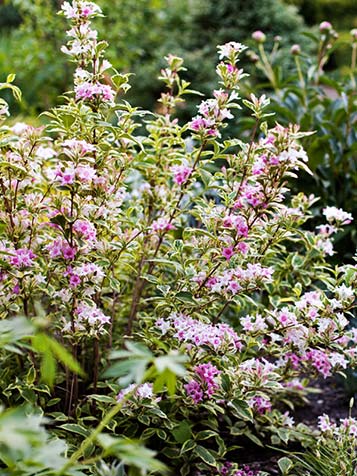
236, 375, 357, 474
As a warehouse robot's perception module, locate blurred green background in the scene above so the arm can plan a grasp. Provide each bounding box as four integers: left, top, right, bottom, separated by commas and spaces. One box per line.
0, 0, 355, 113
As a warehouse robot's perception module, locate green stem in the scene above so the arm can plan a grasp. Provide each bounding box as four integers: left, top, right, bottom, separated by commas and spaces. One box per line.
59, 389, 136, 474
351, 43, 357, 89
258, 44, 279, 96
295, 56, 307, 108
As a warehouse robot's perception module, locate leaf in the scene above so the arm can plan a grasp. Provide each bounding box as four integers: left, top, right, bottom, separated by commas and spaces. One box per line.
88, 394, 114, 403
228, 400, 253, 422
39, 349, 56, 388
60, 424, 90, 438
45, 335, 84, 376
194, 445, 216, 466
97, 434, 167, 473
172, 421, 192, 444
180, 439, 196, 454
6, 74, 16, 83
278, 456, 294, 474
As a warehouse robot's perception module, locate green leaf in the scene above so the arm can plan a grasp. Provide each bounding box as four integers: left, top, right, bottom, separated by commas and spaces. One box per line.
60, 424, 90, 438
172, 421, 192, 444
194, 445, 216, 466
180, 439, 196, 454
278, 456, 294, 474
39, 349, 56, 388
228, 400, 253, 422
97, 434, 167, 473
45, 335, 84, 376
88, 394, 115, 403
6, 73, 16, 83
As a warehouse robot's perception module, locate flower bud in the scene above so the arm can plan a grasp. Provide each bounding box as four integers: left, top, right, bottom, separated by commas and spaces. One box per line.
290, 44, 301, 56
319, 21, 332, 33
274, 35, 282, 43
252, 30, 266, 43
351, 28, 357, 42
246, 50, 259, 63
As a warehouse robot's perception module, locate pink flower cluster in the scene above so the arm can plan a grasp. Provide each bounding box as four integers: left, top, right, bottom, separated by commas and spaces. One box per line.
222, 214, 248, 237
233, 182, 266, 209
62, 139, 96, 156
65, 262, 104, 288
55, 164, 99, 186
75, 82, 115, 103
9, 248, 36, 268
46, 238, 77, 261
248, 395, 272, 414
189, 90, 238, 138
156, 313, 242, 352
235, 467, 258, 476
189, 116, 218, 137
171, 164, 192, 186
63, 301, 110, 335
217, 42, 247, 60
200, 263, 273, 295
318, 414, 357, 438
185, 362, 221, 404
151, 217, 175, 234
73, 219, 97, 242
218, 462, 258, 476
61, 1, 102, 20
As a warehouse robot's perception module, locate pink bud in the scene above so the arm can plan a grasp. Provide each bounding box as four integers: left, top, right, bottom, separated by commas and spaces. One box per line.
319, 21, 332, 33
252, 31, 266, 43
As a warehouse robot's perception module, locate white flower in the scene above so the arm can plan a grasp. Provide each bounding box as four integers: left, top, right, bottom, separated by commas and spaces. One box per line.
323, 206, 353, 225
36, 146, 56, 160
11, 122, 29, 135
217, 42, 247, 59
335, 284, 354, 302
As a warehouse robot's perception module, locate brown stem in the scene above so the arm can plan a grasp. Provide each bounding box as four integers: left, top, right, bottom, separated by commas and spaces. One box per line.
126, 254, 146, 336
93, 338, 99, 393
213, 300, 231, 324
68, 343, 78, 416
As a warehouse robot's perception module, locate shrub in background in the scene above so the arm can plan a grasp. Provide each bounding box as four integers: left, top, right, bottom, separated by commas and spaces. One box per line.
248, 22, 357, 260
0, 0, 307, 114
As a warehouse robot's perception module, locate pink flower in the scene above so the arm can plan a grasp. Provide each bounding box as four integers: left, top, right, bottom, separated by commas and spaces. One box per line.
185, 362, 221, 403
10, 248, 36, 268
62, 139, 96, 156
62, 245, 77, 261
76, 165, 97, 182
171, 164, 192, 185
248, 396, 272, 414
75, 82, 115, 102
222, 246, 234, 260
304, 349, 332, 378
184, 380, 204, 404
12, 284, 20, 295
73, 219, 97, 241
56, 167, 76, 186
237, 242, 249, 254
151, 218, 175, 233
69, 274, 81, 287
323, 206, 353, 225
217, 42, 246, 60
189, 116, 217, 137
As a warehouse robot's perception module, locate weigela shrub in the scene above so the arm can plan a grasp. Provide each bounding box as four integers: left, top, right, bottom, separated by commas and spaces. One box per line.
0, 1, 356, 475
